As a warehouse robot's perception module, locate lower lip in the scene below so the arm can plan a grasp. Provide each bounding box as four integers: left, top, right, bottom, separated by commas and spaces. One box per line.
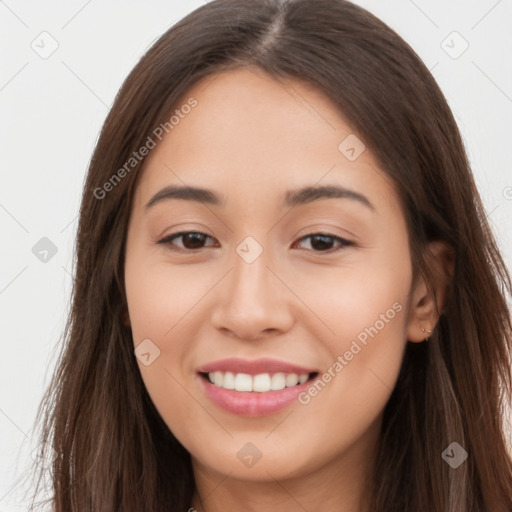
198, 374, 314, 417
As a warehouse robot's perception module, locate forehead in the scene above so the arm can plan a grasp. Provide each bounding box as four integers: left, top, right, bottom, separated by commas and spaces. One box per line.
134, 68, 399, 215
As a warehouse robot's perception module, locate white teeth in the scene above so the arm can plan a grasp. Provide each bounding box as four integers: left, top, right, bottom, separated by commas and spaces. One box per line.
298, 374, 308, 384
223, 371, 235, 389
234, 373, 252, 392
207, 371, 310, 392
253, 373, 271, 392
212, 371, 223, 387
270, 372, 286, 390
285, 373, 299, 387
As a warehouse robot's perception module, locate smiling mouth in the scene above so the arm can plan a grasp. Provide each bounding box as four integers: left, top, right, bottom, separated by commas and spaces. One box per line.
199, 371, 319, 393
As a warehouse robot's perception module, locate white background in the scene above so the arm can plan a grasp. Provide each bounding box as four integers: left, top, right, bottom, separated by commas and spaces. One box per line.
1, 1, 511, 509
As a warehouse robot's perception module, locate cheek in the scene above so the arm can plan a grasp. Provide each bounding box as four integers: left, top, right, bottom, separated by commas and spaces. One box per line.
291, 247, 411, 356
294, 243, 412, 419
286, 274, 409, 476
124, 244, 214, 428
124, 258, 201, 441
124, 250, 209, 343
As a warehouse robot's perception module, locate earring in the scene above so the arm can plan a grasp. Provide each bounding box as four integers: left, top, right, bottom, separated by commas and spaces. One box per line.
420, 326, 432, 342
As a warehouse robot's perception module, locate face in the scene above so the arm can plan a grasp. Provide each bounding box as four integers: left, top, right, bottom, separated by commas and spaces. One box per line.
124, 68, 424, 485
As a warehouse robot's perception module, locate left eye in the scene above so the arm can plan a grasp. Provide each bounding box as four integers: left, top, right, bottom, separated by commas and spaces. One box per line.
157, 231, 353, 253
293, 233, 353, 252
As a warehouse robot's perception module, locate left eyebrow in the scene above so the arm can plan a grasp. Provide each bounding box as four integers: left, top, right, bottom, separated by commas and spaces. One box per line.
144, 183, 375, 211
284, 184, 375, 211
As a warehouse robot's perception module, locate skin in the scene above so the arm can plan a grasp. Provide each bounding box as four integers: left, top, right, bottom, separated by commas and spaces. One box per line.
123, 67, 450, 512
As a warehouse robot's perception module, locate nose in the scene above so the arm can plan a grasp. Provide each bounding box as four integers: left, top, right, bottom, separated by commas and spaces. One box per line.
210, 242, 294, 341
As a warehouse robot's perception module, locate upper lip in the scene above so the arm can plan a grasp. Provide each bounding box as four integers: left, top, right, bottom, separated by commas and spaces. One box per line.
196, 357, 318, 376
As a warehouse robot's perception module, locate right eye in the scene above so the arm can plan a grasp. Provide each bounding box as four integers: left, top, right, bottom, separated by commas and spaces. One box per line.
157, 231, 218, 251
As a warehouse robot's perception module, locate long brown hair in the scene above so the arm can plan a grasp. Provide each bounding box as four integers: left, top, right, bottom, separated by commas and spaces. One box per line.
29, 0, 512, 510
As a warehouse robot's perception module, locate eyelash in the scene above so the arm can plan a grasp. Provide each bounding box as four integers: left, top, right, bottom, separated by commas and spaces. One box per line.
156, 231, 354, 254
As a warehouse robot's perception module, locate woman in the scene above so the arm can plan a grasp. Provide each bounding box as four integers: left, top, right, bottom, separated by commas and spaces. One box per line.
30, 0, 512, 510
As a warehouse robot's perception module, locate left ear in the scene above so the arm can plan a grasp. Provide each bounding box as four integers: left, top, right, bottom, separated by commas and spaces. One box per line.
406, 240, 454, 343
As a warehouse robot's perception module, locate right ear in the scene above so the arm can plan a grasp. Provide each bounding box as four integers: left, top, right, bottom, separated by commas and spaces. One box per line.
121, 309, 131, 327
